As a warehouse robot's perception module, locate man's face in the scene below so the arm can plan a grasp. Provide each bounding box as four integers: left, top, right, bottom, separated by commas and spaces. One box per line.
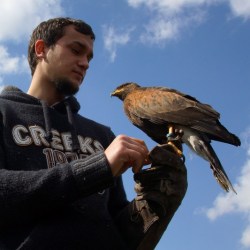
43, 25, 94, 96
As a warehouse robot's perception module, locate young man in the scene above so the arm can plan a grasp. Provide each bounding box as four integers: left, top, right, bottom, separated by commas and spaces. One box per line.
0, 17, 187, 249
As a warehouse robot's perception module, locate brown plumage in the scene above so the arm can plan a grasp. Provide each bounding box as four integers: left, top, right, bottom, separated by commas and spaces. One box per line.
111, 82, 241, 193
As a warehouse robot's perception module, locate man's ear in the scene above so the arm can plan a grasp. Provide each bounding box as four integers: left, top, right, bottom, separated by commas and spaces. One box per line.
35, 40, 46, 59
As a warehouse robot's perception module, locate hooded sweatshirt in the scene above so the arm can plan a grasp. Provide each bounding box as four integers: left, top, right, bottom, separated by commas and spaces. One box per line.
0, 86, 129, 250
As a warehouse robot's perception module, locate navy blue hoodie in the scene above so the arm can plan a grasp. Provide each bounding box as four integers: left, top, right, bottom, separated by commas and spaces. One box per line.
0, 86, 129, 249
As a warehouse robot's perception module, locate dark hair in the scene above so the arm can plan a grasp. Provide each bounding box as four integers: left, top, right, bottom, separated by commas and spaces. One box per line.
28, 17, 95, 75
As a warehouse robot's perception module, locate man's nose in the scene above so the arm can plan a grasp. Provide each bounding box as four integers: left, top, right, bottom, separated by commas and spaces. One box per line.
78, 56, 89, 70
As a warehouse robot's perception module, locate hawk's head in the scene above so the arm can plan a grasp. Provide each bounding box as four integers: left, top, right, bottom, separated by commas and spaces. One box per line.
111, 82, 140, 101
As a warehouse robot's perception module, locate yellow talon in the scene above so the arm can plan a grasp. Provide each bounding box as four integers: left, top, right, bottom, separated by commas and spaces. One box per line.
168, 141, 183, 157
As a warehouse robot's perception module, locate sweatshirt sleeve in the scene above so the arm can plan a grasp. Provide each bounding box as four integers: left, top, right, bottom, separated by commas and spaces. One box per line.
0, 146, 114, 227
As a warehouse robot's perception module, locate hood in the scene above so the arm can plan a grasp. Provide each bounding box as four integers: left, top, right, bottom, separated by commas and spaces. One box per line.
0, 85, 81, 114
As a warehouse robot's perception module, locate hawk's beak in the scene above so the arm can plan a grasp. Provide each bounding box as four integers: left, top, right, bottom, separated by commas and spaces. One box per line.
110, 89, 119, 97
110, 87, 125, 100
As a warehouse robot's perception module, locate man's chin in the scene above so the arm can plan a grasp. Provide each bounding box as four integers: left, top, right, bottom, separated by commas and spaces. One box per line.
55, 80, 80, 96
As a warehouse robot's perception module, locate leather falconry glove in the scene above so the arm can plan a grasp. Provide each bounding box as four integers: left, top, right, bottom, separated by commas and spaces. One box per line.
114, 144, 187, 250
134, 144, 187, 217
131, 144, 188, 250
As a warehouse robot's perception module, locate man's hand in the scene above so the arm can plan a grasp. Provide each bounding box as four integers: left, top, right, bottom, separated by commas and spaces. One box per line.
105, 135, 150, 177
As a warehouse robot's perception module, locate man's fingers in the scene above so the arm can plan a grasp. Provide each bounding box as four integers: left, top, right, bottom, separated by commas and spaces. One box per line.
130, 137, 145, 145
127, 137, 151, 167
105, 134, 150, 177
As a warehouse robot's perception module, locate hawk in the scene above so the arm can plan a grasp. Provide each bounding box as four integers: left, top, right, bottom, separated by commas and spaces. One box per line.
111, 82, 241, 193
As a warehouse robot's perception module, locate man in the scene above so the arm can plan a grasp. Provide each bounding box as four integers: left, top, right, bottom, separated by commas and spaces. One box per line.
0, 17, 187, 249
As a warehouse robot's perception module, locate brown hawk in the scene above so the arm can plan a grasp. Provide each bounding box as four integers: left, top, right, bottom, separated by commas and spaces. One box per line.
111, 82, 241, 193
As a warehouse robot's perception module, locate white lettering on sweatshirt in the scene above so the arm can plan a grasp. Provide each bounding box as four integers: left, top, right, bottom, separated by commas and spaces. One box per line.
12, 124, 104, 168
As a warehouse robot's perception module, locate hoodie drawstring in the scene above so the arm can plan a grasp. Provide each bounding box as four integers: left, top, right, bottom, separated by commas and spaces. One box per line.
41, 99, 81, 153
41, 100, 53, 142
65, 100, 81, 153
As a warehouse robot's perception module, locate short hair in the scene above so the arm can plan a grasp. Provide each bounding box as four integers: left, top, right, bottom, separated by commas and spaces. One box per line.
28, 17, 95, 75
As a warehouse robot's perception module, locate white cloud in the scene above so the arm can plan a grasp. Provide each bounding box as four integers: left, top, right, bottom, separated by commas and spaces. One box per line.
139, 17, 180, 45
204, 129, 250, 248
229, 0, 250, 20
127, 0, 250, 45
127, 0, 216, 45
139, 10, 205, 45
0, 0, 63, 78
103, 25, 134, 62
0, 45, 28, 75
0, 0, 64, 42
128, 0, 250, 18
128, 0, 219, 12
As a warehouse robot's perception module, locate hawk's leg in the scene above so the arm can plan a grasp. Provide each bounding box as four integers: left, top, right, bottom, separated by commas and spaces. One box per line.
166, 125, 185, 162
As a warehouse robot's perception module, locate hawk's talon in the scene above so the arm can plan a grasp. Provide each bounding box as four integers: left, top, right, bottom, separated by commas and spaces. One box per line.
162, 141, 185, 163
167, 134, 182, 141
167, 127, 184, 142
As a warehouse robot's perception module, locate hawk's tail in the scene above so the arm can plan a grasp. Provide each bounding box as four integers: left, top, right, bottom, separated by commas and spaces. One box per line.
203, 142, 237, 193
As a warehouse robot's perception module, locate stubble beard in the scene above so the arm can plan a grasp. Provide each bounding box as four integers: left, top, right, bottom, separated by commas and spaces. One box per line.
54, 77, 81, 97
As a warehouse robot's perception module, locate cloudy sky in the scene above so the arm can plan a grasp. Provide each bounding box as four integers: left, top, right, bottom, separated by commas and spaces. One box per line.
0, 0, 249, 249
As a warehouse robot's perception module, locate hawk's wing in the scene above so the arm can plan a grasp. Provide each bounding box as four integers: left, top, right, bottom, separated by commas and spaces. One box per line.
124, 87, 237, 144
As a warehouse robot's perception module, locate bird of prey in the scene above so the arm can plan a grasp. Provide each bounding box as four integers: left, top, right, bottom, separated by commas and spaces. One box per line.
111, 82, 241, 193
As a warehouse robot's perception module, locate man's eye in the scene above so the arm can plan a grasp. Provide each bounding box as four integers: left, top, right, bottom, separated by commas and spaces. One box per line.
72, 48, 80, 54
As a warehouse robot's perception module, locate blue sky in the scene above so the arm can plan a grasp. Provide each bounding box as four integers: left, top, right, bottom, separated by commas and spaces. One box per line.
0, 0, 250, 249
